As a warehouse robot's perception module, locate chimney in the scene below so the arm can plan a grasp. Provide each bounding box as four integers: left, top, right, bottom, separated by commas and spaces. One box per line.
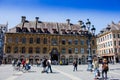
78, 20, 83, 25
21, 16, 26, 23
35, 17, 39, 29
35, 17, 39, 22
66, 19, 70, 25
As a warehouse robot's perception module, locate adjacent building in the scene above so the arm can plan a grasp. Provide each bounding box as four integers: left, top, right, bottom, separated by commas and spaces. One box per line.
97, 21, 120, 63
4, 16, 96, 64
0, 23, 8, 64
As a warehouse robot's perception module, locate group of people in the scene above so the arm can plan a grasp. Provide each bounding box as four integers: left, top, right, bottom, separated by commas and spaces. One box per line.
72, 57, 109, 80
12, 58, 31, 71
92, 57, 109, 80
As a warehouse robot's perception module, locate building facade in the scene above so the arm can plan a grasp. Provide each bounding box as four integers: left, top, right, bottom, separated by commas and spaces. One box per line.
4, 16, 96, 64
97, 21, 120, 63
0, 23, 8, 64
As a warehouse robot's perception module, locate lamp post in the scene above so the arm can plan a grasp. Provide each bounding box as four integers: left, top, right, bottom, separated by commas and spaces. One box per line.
81, 19, 96, 71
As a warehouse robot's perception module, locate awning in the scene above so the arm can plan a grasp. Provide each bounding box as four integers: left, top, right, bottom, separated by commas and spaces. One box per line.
101, 54, 115, 57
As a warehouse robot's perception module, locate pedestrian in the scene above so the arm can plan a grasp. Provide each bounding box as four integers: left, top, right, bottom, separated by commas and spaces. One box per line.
21, 59, 26, 69
25, 58, 31, 70
41, 58, 47, 73
46, 59, 53, 73
73, 59, 78, 71
92, 57, 100, 80
102, 58, 109, 79
36, 60, 40, 67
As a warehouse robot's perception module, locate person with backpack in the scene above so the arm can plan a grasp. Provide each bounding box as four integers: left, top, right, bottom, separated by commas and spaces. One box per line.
102, 58, 109, 79
46, 59, 53, 73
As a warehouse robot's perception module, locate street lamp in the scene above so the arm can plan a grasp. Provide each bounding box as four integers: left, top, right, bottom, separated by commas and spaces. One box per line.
81, 19, 96, 71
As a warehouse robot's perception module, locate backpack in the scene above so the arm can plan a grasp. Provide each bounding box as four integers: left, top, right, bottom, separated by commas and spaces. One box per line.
102, 63, 109, 71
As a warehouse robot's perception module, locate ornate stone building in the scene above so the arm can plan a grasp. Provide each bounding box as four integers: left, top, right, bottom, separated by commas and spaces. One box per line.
4, 16, 96, 64
0, 23, 8, 64
97, 21, 120, 63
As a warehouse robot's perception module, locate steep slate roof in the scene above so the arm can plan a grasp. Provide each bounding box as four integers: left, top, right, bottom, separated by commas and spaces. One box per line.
98, 21, 120, 35
9, 19, 83, 34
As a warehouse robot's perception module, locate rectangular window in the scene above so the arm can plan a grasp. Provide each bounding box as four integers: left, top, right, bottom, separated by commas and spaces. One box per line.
80, 40, 84, 45
43, 38, 47, 44
61, 48, 66, 54
29, 38, 33, 44
22, 47, 26, 53
75, 48, 78, 54
81, 48, 84, 54
110, 34, 112, 39
92, 40, 95, 46
36, 38, 40, 44
68, 48, 72, 54
51, 38, 57, 45
36, 47, 40, 53
113, 34, 116, 38
74, 39, 78, 45
8, 37, 12, 43
68, 40, 72, 45
62, 39, 66, 45
15, 37, 19, 43
22, 38, 26, 44
114, 41, 116, 46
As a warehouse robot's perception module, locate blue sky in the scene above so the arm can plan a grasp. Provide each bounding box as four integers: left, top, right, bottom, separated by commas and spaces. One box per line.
0, 0, 120, 34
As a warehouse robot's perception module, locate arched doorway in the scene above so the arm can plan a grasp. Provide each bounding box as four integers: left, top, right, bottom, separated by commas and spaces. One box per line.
50, 48, 59, 64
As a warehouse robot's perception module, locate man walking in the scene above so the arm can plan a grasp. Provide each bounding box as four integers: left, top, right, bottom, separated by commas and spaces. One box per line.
46, 59, 53, 73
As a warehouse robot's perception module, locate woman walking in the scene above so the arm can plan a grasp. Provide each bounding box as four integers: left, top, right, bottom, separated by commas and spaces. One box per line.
92, 57, 100, 80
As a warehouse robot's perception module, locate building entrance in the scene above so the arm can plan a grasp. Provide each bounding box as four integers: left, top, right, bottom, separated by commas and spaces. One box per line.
50, 48, 59, 64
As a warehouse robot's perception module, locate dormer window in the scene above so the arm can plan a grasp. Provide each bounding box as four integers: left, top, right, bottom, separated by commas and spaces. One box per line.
22, 27, 28, 32
73, 30, 79, 35
43, 28, 50, 34
61, 29, 67, 34
67, 30, 71, 34
16, 27, 22, 32
30, 28, 35, 33
36, 28, 43, 33
52, 29, 58, 34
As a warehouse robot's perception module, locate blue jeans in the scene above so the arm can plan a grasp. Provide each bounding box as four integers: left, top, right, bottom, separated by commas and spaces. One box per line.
46, 65, 52, 73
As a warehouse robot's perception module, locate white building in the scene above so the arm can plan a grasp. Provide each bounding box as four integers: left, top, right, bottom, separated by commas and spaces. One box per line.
97, 21, 120, 63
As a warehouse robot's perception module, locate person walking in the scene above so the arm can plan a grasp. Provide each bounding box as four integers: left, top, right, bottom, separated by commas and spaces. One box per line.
102, 58, 109, 80
73, 59, 78, 71
46, 59, 53, 73
92, 57, 100, 80
42, 58, 47, 73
